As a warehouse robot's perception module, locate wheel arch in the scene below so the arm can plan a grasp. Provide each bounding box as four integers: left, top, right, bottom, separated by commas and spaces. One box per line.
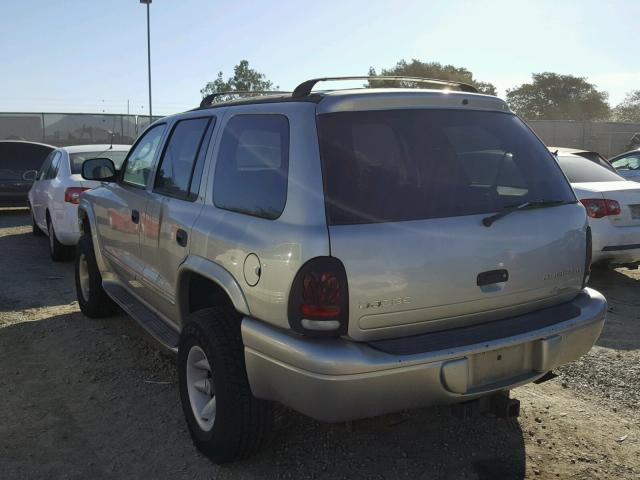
177, 256, 251, 326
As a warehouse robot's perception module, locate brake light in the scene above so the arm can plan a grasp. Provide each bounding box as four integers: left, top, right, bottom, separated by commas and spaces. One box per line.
288, 257, 348, 336
580, 198, 621, 218
64, 187, 90, 204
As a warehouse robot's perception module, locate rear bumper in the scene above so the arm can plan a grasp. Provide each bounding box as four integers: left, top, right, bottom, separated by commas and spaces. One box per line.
590, 220, 640, 266
242, 288, 606, 422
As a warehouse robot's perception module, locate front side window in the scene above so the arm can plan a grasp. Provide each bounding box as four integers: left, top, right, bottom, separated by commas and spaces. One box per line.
155, 117, 212, 199
213, 115, 289, 219
557, 155, 626, 183
70, 150, 128, 174
317, 109, 576, 225
122, 124, 165, 187
612, 154, 640, 170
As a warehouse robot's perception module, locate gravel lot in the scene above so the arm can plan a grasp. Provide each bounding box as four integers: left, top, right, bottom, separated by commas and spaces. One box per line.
0, 209, 638, 480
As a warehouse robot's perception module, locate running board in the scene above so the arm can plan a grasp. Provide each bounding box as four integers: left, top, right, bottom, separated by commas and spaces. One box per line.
103, 282, 180, 350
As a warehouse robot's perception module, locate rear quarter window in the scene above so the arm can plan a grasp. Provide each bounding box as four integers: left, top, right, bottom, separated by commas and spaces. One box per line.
213, 114, 289, 219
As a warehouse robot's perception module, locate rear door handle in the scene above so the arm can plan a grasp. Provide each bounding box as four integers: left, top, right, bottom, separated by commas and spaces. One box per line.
176, 228, 188, 247
131, 209, 140, 224
477, 269, 509, 286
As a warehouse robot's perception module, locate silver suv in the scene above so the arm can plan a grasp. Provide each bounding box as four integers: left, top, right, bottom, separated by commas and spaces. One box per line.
75, 77, 607, 463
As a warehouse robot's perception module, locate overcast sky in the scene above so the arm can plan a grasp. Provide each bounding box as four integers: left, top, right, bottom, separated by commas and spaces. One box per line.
1, 0, 638, 115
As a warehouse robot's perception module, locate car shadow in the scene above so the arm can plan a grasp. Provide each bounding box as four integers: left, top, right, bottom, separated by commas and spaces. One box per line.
0, 311, 526, 480
588, 268, 640, 350
0, 214, 76, 313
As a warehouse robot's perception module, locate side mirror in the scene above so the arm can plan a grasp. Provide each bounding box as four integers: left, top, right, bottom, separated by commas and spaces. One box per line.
22, 170, 37, 182
82, 157, 117, 182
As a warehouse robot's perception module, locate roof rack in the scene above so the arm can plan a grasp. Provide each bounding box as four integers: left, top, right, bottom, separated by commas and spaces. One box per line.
199, 90, 291, 108
292, 76, 478, 98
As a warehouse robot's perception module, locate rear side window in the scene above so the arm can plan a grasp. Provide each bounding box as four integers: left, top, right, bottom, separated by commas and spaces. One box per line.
155, 117, 212, 199
556, 155, 626, 183
213, 115, 289, 219
317, 109, 575, 225
37, 153, 54, 180
122, 124, 165, 188
44, 151, 62, 180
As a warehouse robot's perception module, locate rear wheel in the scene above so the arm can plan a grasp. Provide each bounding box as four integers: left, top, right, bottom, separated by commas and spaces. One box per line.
47, 216, 72, 261
75, 235, 117, 318
178, 307, 272, 463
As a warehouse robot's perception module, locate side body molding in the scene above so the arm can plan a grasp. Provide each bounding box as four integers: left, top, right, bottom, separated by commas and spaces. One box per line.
177, 255, 251, 322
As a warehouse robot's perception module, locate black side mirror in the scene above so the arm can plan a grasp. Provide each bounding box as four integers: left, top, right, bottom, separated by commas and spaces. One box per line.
22, 170, 37, 182
82, 157, 117, 182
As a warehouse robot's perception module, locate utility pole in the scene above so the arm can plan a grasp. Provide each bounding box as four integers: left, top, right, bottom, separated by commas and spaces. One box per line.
140, 0, 152, 121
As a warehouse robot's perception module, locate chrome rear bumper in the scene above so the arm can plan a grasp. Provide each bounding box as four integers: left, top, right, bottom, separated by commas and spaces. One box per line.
242, 288, 606, 422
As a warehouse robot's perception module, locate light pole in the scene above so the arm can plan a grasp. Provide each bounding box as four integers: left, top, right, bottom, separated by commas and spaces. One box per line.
140, 0, 152, 121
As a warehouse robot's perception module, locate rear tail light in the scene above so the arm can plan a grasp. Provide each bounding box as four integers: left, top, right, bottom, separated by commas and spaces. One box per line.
583, 226, 592, 288
580, 198, 621, 218
64, 187, 90, 205
288, 257, 348, 337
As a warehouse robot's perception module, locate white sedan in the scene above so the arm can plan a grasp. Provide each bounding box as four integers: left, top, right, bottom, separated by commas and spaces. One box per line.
556, 153, 640, 269
28, 144, 129, 261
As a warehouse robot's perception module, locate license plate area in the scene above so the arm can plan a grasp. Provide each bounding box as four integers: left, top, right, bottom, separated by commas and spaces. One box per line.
468, 343, 533, 388
630, 205, 640, 219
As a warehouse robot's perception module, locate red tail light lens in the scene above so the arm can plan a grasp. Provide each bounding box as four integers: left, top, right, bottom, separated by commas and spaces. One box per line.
64, 187, 90, 205
580, 198, 621, 218
288, 257, 348, 336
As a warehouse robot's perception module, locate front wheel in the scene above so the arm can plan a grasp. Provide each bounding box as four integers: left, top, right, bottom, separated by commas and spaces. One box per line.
178, 307, 272, 463
30, 206, 44, 236
75, 235, 117, 318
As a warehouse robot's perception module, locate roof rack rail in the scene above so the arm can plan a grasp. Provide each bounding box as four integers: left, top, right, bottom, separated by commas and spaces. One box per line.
292, 76, 478, 98
200, 90, 291, 108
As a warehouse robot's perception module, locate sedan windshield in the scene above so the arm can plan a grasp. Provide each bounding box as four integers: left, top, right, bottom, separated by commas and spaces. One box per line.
556, 155, 626, 183
70, 150, 128, 174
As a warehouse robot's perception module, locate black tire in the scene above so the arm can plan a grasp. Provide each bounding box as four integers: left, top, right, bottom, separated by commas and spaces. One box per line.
75, 235, 118, 318
31, 207, 44, 236
47, 215, 73, 262
178, 307, 272, 464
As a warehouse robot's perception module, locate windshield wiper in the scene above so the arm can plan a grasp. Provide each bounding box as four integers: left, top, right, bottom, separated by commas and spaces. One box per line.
482, 200, 572, 227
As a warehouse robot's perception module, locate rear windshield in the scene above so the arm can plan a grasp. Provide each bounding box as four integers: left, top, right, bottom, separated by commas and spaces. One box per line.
317, 109, 575, 225
0, 142, 53, 179
69, 150, 128, 174
556, 155, 625, 183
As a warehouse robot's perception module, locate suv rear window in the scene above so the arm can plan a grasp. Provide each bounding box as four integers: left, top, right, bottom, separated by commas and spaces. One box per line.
317, 109, 575, 225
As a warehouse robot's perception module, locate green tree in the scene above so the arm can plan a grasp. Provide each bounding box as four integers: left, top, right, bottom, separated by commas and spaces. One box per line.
367, 59, 497, 95
612, 90, 640, 123
200, 60, 277, 103
506, 73, 610, 121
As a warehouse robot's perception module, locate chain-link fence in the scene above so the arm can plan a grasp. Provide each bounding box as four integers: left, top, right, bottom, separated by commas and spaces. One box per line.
0, 113, 163, 147
527, 120, 640, 158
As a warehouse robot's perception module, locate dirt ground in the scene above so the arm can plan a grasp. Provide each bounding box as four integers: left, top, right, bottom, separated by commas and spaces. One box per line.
0, 209, 638, 480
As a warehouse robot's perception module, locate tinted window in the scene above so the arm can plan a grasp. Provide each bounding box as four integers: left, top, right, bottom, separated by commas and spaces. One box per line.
122, 124, 165, 187
213, 115, 289, 219
155, 117, 211, 199
0, 142, 53, 180
69, 150, 128, 174
556, 155, 626, 183
317, 110, 575, 225
612, 154, 640, 170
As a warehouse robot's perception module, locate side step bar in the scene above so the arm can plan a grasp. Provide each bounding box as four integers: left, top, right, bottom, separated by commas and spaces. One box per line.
103, 282, 180, 350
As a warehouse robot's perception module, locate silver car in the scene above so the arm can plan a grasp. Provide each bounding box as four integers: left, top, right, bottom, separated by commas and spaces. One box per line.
609, 148, 640, 183
75, 77, 607, 463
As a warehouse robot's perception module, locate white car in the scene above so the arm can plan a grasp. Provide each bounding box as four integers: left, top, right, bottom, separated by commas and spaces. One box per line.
28, 144, 130, 261
609, 148, 640, 183
556, 153, 640, 269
